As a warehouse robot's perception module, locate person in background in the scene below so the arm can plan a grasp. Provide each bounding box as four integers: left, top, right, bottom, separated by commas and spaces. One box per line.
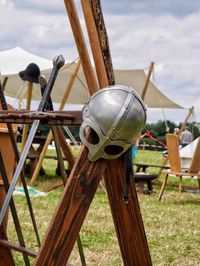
180, 126, 193, 148
131, 133, 146, 160
173, 127, 180, 136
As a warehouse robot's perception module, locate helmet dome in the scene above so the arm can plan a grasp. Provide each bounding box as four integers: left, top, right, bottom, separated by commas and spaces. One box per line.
79, 85, 146, 161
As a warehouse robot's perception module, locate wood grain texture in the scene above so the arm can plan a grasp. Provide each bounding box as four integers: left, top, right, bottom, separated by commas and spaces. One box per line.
0, 227, 15, 266
34, 147, 107, 265
166, 134, 181, 172
35, 0, 152, 264
56, 126, 74, 170
64, 0, 99, 95
104, 158, 152, 265
81, 0, 108, 88
88, 1, 152, 264
91, 0, 115, 85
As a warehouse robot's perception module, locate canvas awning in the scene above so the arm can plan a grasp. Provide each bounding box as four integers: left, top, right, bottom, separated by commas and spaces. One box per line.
0, 47, 183, 109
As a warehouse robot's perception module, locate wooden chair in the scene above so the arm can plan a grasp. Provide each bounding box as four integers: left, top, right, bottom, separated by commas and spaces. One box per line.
158, 134, 200, 200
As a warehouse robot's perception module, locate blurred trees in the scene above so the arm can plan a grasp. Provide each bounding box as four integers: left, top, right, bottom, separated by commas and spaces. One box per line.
37, 120, 200, 147
140, 120, 200, 146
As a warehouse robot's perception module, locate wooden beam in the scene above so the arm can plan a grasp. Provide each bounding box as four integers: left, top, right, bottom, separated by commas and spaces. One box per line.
141, 62, 154, 100
34, 148, 107, 265
21, 82, 33, 148
178, 106, 194, 137
56, 127, 74, 170
64, 0, 99, 95
0, 229, 15, 265
59, 59, 81, 111
105, 160, 152, 265
91, 0, 115, 85
0, 239, 37, 258
0, 110, 82, 125
81, 0, 108, 88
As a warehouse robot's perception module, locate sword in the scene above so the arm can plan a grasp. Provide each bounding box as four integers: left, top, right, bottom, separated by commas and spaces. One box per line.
0, 76, 41, 247
0, 55, 65, 226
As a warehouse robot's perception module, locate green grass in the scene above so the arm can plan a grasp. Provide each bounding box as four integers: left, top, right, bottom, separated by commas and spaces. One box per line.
6, 148, 200, 265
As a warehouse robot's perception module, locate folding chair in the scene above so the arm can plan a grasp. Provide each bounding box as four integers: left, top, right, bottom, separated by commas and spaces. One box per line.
158, 134, 200, 200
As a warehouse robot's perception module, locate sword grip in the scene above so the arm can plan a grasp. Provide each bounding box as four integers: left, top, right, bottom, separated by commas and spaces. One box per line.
0, 81, 8, 110
38, 55, 65, 111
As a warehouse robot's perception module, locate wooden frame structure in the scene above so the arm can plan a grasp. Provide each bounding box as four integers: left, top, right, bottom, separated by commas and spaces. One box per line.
0, 1, 153, 265
35, 1, 151, 265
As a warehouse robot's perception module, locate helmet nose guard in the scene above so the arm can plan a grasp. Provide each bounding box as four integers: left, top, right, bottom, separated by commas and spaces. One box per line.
79, 85, 146, 162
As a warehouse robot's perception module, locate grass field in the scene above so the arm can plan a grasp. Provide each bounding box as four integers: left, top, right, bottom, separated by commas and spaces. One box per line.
7, 148, 200, 265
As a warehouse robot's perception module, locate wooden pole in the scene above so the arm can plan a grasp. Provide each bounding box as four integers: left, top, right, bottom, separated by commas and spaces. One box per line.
0, 227, 15, 265
0, 105, 19, 265
81, 0, 108, 88
34, 150, 107, 265
29, 60, 81, 186
19, 82, 33, 186
91, 0, 115, 85
29, 133, 52, 186
21, 82, 33, 149
64, 0, 99, 95
141, 62, 154, 100
178, 106, 194, 137
59, 59, 81, 110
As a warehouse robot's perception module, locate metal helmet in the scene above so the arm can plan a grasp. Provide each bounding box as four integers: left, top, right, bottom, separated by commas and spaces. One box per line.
79, 85, 146, 161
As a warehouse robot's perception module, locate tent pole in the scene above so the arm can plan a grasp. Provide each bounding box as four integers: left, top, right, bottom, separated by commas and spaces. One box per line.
19, 82, 33, 186
21, 82, 33, 148
141, 62, 154, 100
29, 60, 81, 186
178, 106, 194, 137
59, 59, 81, 110
2, 77, 8, 91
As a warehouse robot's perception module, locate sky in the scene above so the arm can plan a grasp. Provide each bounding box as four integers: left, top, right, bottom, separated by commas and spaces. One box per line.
1, 0, 200, 124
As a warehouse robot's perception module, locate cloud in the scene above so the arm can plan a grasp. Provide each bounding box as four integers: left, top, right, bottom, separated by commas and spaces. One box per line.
103, 12, 200, 118
0, 1, 200, 122
103, 0, 200, 17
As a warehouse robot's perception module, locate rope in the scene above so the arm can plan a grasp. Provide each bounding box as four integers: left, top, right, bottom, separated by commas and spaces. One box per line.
145, 130, 167, 148
76, 75, 88, 91
61, 57, 79, 70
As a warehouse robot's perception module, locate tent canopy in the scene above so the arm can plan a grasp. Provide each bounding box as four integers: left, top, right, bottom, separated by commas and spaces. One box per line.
0, 47, 183, 109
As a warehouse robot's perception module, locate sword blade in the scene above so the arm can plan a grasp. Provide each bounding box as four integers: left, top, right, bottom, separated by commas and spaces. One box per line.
0, 119, 40, 226
0, 55, 65, 225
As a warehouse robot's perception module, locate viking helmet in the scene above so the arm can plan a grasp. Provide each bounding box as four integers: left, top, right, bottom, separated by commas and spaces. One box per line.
79, 85, 146, 162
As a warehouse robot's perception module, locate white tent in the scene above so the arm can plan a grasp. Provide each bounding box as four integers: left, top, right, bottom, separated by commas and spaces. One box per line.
180, 137, 200, 168
0, 47, 183, 109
